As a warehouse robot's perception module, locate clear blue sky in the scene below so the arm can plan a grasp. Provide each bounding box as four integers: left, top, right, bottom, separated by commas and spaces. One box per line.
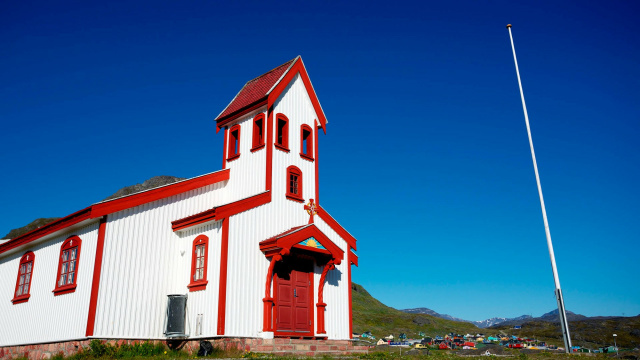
2, 0, 639, 321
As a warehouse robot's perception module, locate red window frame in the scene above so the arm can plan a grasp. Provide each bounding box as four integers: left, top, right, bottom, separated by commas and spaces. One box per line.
53, 235, 82, 296
300, 124, 314, 161
251, 114, 265, 152
188, 234, 209, 291
286, 165, 303, 202
227, 124, 241, 161
12, 251, 35, 304
275, 114, 290, 152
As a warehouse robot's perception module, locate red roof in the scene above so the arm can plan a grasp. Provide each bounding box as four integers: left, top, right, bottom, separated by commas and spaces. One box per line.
216, 57, 297, 121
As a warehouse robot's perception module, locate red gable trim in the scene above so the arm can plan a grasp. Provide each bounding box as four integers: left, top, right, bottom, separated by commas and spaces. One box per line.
1, 170, 230, 256
267, 58, 328, 134
259, 224, 344, 263
171, 208, 216, 232
216, 58, 297, 126
215, 191, 271, 219
171, 191, 271, 232
0, 207, 93, 255
349, 249, 358, 266
216, 99, 267, 132
316, 206, 357, 251
92, 169, 230, 218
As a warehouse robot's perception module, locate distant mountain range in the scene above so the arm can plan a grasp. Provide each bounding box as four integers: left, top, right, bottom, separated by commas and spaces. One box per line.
401, 307, 592, 328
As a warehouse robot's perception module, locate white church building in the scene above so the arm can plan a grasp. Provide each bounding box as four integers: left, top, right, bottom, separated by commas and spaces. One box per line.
0, 56, 358, 349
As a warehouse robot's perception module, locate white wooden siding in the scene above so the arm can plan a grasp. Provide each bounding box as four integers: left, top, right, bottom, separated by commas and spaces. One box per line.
272, 74, 317, 203
0, 221, 100, 346
176, 221, 222, 338
314, 216, 351, 340
224, 109, 268, 198
93, 181, 227, 339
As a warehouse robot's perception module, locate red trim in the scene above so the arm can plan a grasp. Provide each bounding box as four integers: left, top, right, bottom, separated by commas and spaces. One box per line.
262, 252, 286, 332
188, 235, 209, 292
259, 225, 344, 263
314, 120, 319, 204
316, 206, 357, 251
250, 144, 265, 153
86, 217, 107, 336
12, 251, 35, 304
349, 250, 358, 266
316, 260, 336, 334
275, 143, 290, 153
266, 107, 274, 191
348, 247, 353, 339
216, 99, 268, 131
11, 294, 30, 304
53, 283, 77, 296
52, 235, 82, 296
0, 207, 92, 256
171, 208, 216, 232
216, 191, 271, 219
92, 169, 230, 218
286, 166, 303, 202
275, 114, 290, 151
227, 124, 241, 161
286, 195, 304, 203
171, 191, 271, 232
252, 113, 266, 150
267, 59, 327, 134
217, 217, 229, 335
300, 124, 314, 161
222, 127, 228, 169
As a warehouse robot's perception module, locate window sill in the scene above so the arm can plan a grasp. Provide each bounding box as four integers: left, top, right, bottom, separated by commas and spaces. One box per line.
286, 194, 304, 203
227, 154, 240, 162
12, 294, 30, 304
251, 144, 265, 153
274, 144, 290, 153
188, 280, 208, 292
53, 284, 77, 296
299, 153, 315, 162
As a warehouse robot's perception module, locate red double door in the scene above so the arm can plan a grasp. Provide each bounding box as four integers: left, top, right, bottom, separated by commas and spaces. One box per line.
275, 260, 312, 335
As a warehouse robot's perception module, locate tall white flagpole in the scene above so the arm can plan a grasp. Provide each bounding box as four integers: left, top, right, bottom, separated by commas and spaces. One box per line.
506, 24, 572, 353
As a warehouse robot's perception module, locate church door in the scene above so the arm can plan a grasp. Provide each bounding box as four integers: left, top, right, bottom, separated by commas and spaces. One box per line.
275, 259, 312, 335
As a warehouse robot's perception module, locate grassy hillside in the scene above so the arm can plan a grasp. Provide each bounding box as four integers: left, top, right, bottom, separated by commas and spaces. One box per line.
352, 283, 481, 338
491, 316, 640, 349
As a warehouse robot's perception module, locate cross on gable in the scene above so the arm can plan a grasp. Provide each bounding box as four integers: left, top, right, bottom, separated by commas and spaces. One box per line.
304, 199, 317, 224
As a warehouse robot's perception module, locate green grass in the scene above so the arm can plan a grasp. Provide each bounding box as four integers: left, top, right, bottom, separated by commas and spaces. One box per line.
351, 283, 481, 339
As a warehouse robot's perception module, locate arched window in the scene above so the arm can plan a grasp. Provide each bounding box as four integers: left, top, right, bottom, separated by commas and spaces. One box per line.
188, 235, 209, 291
53, 236, 82, 295
251, 114, 265, 151
13, 251, 35, 304
300, 124, 314, 161
227, 124, 241, 161
286, 166, 303, 202
275, 114, 289, 152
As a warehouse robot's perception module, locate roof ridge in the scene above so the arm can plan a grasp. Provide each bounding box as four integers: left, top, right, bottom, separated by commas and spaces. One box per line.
244, 57, 297, 85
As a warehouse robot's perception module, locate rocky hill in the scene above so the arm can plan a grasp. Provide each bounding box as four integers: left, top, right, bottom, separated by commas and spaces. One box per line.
102, 175, 186, 201
3, 176, 185, 239
2, 217, 62, 240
